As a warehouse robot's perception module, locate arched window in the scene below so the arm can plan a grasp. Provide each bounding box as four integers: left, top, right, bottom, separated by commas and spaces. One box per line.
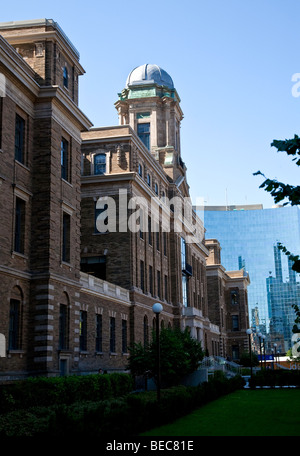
94, 153, 106, 175
63, 66, 68, 88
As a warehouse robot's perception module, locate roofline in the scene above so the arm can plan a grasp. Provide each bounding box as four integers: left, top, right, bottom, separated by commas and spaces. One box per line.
0, 18, 80, 60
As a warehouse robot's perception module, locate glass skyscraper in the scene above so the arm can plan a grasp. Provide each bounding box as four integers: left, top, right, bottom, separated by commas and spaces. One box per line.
199, 204, 300, 353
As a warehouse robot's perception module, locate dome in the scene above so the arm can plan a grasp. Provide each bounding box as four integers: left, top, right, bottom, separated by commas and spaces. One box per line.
126, 64, 174, 90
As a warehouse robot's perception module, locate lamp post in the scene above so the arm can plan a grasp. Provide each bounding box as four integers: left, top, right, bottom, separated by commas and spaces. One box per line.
262, 335, 266, 369
258, 332, 263, 370
152, 303, 163, 401
246, 328, 253, 379
273, 343, 277, 370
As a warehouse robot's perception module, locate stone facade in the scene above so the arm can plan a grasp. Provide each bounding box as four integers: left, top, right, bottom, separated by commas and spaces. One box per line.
0, 20, 250, 381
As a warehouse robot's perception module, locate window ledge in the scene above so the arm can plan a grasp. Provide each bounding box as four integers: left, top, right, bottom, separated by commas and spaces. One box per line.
61, 178, 73, 188
15, 160, 30, 171
12, 251, 28, 260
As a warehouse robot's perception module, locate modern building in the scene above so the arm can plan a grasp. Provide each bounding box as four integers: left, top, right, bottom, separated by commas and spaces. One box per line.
0, 19, 250, 381
201, 204, 300, 353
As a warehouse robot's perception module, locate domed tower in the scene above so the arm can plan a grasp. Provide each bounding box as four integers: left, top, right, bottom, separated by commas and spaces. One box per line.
115, 64, 185, 183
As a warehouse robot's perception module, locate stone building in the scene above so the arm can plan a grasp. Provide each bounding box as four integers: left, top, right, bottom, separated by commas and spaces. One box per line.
0, 19, 250, 381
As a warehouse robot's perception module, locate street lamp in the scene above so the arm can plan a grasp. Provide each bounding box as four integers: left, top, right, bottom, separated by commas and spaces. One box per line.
258, 332, 263, 370
273, 343, 277, 370
152, 303, 163, 401
261, 335, 266, 369
246, 328, 253, 378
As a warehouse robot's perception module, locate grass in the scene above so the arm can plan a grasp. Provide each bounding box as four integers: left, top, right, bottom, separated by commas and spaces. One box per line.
141, 389, 300, 436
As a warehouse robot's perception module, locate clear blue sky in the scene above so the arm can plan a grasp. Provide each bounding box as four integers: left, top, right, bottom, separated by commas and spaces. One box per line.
1, 0, 300, 208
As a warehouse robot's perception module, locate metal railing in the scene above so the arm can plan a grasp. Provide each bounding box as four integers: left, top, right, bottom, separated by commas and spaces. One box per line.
199, 356, 242, 377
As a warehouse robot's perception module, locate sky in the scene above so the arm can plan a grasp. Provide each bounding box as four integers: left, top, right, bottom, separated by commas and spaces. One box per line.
1, 0, 300, 208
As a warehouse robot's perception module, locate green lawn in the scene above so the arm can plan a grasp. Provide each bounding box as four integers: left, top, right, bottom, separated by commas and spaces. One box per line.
141, 389, 300, 436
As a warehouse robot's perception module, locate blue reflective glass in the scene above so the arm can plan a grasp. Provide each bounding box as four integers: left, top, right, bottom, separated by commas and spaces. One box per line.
203, 206, 300, 352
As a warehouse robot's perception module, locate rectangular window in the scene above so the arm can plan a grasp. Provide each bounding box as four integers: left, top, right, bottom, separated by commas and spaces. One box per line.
232, 315, 239, 331
181, 237, 186, 270
137, 123, 150, 150
149, 265, 153, 295
62, 212, 71, 263
81, 256, 106, 280
9, 299, 21, 350
59, 304, 69, 350
15, 114, 25, 163
140, 260, 145, 292
163, 231, 167, 256
182, 275, 188, 307
80, 310, 87, 351
164, 275, 168, 301
110, 317, 116, 353
148, 216, 152, 245
96, 314, 103, 352
157, 270, 161, 299
14, 197, 25, 254
122, 319, 127, 353
61, 138, 69, 181
94, 153, 106, 175
156, 225, 160, 251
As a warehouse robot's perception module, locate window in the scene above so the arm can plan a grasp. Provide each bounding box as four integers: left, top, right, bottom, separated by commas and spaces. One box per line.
14, 197, 25, 254
155, 182, 159, 195
62, 212, 70, 263
137, 122, 150, 149
181, 237, 186, 270
59, 304, 69, 350
110, 317, 116, 353
156, 226, 160, 251
79, 310, 87, 351
230, 290, 239, 305
164, 275, 168, 301
63, 66, 68, 88
232, 315, 239, 331
182, 275, 188, 307
81, 256, 106, 280
149, 265, 153, 295
9, 299, 21, 350
148, 216, 152, 245
61, 138, 69, 181
96, 314, 102, 352
140, 260, 145, 292
15, 114, 25, 163
147, 173, 151, 186
94, 153, 106, 175
163, 232, 167, 256
232, 345, 240, 360
157, 270, 161, 299
138, 163, 143, 177
139, 208, 144, 239
122, 319, 127, 353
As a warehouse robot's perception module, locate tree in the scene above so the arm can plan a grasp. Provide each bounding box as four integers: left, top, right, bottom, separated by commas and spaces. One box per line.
127, 327, 204, 387
254, 135, 300, 358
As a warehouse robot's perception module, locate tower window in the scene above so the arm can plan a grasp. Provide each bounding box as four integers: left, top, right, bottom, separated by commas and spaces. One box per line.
63, 66, 68, 89
94, 153, 106, 175
61, 138, 69, 181
62, 212, 71, 263
137, 123, 150, 150
15, 114, 25, 163
14, 197, 25, 254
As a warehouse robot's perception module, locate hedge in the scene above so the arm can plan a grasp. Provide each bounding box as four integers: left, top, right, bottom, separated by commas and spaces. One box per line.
0, 373, 133, 414
0, 373, 245, 437
249, 369, 300, 388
